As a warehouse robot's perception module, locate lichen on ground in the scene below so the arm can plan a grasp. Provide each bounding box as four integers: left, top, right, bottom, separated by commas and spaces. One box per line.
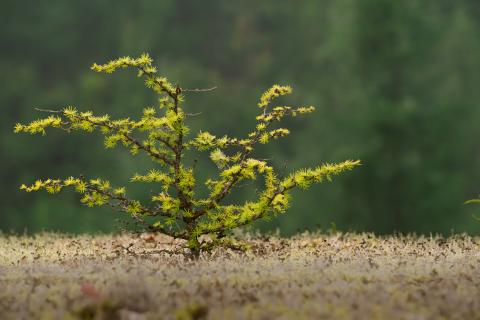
0, 232, 479, 319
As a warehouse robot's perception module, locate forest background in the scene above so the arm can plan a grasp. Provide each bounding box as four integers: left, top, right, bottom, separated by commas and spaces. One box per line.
2, 0, 480, 235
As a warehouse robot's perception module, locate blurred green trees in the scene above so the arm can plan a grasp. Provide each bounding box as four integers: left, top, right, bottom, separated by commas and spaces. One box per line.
2, 0, 480, 234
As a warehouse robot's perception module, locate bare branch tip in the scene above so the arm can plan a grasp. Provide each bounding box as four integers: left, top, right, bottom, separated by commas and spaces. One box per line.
34, 107, 62, 113
181, 86, 218, 93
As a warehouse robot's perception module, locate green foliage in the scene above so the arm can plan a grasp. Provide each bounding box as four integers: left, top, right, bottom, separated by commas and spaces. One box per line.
15, 54, 359, 250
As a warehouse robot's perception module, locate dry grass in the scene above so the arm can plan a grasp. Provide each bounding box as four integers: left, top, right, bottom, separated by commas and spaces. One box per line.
1, 232, 480, 320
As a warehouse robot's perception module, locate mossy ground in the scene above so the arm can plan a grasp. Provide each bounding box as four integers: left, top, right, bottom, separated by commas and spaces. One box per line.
1, 232, 479, 319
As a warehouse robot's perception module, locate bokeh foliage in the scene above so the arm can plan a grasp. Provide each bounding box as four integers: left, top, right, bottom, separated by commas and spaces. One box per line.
2, 0, 480, 234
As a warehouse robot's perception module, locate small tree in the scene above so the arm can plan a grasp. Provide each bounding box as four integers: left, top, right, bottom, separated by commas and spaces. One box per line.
15, 54, 360, 251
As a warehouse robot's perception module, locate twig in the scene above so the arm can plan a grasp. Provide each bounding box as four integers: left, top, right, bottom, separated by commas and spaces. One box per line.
185, 112, 202, 117
181, 86, 217, 93
34, 107, 62, 113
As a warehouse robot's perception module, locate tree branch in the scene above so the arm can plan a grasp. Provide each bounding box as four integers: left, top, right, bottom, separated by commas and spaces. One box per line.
34, 108, 175, 166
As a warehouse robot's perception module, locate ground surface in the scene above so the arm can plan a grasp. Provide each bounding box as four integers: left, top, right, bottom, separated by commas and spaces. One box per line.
1, 232, 480, 320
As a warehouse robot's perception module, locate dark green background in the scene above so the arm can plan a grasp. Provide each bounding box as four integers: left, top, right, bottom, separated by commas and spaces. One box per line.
2, 0, 480, 235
